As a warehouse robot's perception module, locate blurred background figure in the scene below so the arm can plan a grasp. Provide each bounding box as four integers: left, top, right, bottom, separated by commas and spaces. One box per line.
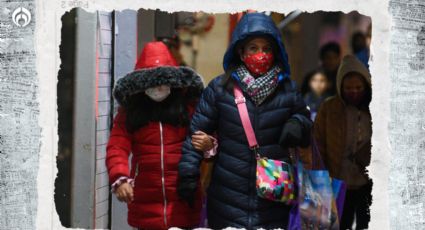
351, 31, 370, 69
319, 42, 342, 96
351, 31, 368, 54
301, 69, 331, 120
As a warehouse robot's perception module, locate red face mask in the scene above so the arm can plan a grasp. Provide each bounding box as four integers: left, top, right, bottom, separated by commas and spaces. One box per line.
242, 52, 274, 76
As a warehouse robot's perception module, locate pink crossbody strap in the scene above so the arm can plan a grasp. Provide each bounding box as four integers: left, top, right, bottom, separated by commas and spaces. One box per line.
233, 85, 259, 149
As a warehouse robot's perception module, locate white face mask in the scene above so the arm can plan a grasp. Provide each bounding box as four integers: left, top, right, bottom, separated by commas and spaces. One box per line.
145, 85, 171, 102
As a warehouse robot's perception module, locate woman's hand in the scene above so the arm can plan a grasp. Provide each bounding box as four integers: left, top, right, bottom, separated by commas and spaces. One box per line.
114, 182, 134, 203
279, 119, 310, 148
192, 131, 214, 152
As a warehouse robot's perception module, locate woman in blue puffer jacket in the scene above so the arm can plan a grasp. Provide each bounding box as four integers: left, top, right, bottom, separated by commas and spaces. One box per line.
178, 13, 312, 229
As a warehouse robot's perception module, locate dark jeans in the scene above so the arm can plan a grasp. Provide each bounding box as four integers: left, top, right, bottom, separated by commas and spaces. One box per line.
340, 181, 373, 230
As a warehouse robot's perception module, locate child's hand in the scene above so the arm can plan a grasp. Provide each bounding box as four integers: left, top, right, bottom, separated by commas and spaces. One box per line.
192, 131, 213, 152
114, 182, 134, 203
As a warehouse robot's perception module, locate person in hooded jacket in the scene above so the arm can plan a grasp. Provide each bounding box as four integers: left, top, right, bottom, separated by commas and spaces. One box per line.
177, 13, 312, 229
106, 41, 216, 230
314, 55, 373, 230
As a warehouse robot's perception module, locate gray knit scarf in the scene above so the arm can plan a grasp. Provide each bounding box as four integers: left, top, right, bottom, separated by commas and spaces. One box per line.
235, 65, 281, 105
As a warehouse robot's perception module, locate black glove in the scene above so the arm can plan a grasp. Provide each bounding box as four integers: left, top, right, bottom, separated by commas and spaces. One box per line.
279, 119, 310, 148
177, 175, 198, 208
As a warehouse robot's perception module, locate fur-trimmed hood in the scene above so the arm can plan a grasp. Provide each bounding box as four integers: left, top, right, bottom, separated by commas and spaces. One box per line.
113, 66, 204, 107
113, 41, 204, 107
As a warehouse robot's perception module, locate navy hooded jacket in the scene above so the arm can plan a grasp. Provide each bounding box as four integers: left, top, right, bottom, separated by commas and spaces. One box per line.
179, 13, 312, 229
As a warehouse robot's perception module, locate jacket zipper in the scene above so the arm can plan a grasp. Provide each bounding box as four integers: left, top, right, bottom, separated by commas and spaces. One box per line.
159, 122, 168, 228
134, 162, 139, 177
248, 156, 254, 229
248, 104, 259, 229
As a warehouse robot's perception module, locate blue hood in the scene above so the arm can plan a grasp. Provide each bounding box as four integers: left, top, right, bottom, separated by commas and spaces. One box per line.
223, 13, 291, 80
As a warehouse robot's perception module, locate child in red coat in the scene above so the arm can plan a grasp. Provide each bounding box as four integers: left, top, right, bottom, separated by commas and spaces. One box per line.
106, 41, 215, 230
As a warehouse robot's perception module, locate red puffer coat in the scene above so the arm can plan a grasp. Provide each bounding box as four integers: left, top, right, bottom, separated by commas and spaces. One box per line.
106, 41, 205, 229
106, 108, 202, 229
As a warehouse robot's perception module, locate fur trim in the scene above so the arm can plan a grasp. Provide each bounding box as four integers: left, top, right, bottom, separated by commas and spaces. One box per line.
114, 66, 204, 106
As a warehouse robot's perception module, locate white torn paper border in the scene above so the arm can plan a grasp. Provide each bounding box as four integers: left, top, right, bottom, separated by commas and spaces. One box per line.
27, 0, 423, 229
0, 0, 40, 229
388, 0, 425, 229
